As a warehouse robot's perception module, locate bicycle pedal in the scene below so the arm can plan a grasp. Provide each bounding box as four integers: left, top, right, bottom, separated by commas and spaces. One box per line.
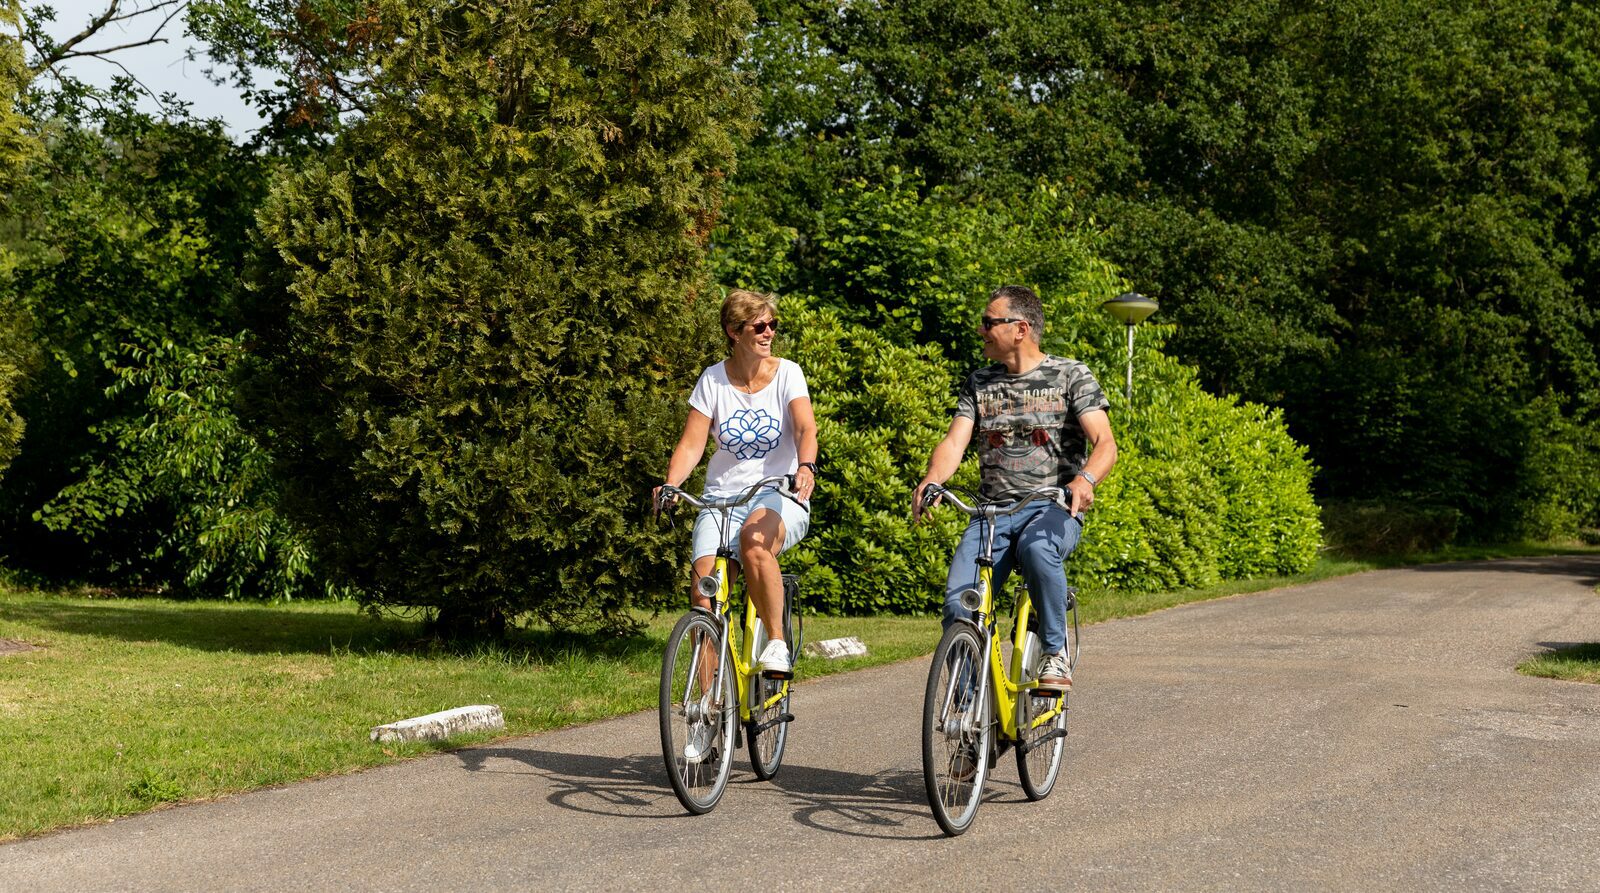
760, 669, 794, 680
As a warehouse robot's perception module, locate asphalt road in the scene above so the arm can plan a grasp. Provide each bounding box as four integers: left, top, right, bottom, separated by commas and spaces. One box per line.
4, 556, 1599, 891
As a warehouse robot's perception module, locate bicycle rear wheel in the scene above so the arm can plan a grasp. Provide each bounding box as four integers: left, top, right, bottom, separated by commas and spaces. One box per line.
922, 623, 992, 836
1015, 630, 1067, 800
745, 583, 795, 780
659, 611, 736, 814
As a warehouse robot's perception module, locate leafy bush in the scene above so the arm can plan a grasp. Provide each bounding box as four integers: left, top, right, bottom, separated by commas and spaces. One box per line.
716, 175, 1321, 612
1072, 351, 1322, 590
36, 334, 331, 600
1507, 394, 1600, 540
773, 302, 975, 614
248, 0, 753, 634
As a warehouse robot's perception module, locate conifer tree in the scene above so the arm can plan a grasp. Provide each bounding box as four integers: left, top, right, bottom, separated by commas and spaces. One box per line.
250, 0, 753, 634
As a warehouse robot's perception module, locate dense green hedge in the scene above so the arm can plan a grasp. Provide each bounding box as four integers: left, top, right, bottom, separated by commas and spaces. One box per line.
773, 302, 975, 614
713, 176, 1321, 613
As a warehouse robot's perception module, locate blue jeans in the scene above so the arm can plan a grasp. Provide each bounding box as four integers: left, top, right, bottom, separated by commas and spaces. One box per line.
943, 502, 1082, 655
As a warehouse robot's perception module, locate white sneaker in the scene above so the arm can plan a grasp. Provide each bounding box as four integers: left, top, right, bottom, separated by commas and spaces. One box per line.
758, 638, 792, 677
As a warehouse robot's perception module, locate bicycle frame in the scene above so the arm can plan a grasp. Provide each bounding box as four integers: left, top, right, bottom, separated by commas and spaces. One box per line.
932, 485, 1069, 744
964, 566, 1066, 744
663, 477, 798, 728
698, 552, 791, 727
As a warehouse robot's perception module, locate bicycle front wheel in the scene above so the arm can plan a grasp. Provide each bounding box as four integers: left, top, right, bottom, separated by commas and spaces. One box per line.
1015, 630, 1067, 800
659, 611, 736, 814
922, 623, 992, 836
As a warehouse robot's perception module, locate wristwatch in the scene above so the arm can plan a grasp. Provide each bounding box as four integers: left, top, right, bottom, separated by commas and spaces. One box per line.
798, 461, 819, 474
1077, 469, 1098, 487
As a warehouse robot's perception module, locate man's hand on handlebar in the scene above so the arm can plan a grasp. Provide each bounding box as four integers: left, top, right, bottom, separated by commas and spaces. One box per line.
1066, 475, 1094, 517
912, 480, 945, 523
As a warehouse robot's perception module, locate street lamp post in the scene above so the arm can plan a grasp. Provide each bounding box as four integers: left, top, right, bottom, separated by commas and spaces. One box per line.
1099, 291, 1159, 401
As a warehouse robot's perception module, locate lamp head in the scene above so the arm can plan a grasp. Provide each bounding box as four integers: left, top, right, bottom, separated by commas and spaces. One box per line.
1100, 292, 1159, 326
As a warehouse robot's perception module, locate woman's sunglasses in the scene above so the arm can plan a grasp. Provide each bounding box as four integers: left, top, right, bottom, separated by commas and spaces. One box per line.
743, 320, 780, 335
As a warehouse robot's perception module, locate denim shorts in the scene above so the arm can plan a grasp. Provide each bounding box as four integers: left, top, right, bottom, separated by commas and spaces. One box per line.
691, 490, 811, 562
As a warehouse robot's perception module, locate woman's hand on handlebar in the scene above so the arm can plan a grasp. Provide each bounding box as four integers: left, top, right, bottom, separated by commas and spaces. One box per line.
652, 483, 680, 515
793, 466, 815, 503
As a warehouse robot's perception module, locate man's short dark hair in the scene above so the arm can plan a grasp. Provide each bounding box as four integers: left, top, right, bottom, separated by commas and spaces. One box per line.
991, 285, 1044, 343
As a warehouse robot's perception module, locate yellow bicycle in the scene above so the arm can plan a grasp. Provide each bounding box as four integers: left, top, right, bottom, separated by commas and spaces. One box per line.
653, 476, 802, 814
917, 483, 1080, 836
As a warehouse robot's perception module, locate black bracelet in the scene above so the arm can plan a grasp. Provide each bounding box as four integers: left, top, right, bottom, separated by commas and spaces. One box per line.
798, 461, 819, 474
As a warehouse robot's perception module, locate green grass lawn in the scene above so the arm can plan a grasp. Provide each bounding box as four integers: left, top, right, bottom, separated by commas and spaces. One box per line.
0, 594, 939, 840
1518, 643, 1600, 684
1, 546, 1593, 840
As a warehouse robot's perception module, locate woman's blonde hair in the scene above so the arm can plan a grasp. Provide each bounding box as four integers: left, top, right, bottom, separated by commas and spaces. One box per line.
721, 289, 780, 349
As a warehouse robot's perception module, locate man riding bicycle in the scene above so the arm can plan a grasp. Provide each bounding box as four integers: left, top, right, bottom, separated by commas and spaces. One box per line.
913, 285, 1118, 693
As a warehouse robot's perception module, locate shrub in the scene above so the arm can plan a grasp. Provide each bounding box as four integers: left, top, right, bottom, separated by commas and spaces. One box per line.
36, 334, 331, 600
716, 175, 1321, 611
774, 301, 976, 614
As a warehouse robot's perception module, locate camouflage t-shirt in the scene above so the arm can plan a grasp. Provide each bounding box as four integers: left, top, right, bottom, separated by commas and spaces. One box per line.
955, 355, 1110, 503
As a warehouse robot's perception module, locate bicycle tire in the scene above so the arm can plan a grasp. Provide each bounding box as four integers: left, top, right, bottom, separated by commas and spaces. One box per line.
745, 583, 795, 780
659, 611, 736, 814
922, 623, 992, 836
1015, 630, 1067, 800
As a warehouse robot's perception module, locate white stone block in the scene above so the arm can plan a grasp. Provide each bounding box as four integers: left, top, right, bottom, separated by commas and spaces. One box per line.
370, 705, 505, 744
801, 636, 868, 659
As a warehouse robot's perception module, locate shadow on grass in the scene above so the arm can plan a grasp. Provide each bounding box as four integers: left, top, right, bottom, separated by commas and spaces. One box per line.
0, 599, 661, 661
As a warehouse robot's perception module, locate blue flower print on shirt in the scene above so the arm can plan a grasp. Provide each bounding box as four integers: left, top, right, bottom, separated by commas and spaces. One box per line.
720, 408, 783, 460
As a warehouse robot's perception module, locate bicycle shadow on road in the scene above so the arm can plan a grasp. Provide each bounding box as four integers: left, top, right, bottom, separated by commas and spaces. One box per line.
765, 762, 1026, 841
453, 746, 688, 820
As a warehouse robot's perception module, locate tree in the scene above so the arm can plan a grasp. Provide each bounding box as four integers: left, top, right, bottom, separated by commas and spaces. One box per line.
735, 0, 1600, 537
249, 0, 755, 634
0, 0, 40, 483
0, 98, 279, 587
185, 0, 384, 145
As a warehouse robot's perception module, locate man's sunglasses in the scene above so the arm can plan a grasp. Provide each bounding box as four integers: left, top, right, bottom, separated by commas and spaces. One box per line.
743, 320, 780, 335
981, 316, 1024, 330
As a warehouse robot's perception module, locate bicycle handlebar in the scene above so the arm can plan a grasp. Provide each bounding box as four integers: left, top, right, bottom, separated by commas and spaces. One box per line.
919, 482, 1068, 518
655, 475, 799, 516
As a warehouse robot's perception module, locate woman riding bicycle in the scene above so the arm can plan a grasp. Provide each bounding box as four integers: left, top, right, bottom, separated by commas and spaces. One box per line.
655, 289, 817, 677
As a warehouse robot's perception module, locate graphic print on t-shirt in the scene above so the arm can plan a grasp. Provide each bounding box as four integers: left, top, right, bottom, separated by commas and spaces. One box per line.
955, 356, 1109, 501
719, 408, 783, 460
978, 385, 1069, 475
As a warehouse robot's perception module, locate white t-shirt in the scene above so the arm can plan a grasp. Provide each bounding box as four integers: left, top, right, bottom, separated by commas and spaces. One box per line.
689, 358, 811, 497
